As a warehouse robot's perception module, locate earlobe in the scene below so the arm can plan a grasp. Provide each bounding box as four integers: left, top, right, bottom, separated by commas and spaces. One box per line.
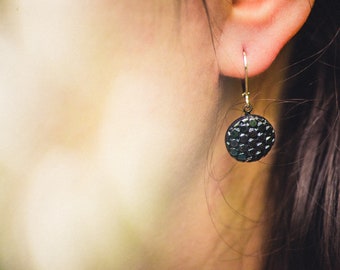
216, 0, 314, 78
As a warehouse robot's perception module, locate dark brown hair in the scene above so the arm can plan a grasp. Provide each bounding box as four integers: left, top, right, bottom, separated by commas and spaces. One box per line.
264, 0, 340, 269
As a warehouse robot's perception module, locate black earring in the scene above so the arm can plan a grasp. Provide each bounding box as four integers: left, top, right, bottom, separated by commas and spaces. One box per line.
225, 51, 275, 162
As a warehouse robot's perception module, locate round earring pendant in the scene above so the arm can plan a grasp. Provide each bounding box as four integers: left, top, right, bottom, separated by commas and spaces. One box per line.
225, 114, 275, 162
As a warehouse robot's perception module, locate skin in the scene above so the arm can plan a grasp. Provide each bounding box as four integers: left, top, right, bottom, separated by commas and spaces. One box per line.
0, 1, 300, 269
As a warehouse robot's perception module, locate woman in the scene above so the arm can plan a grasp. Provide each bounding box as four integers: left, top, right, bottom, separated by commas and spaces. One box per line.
0, 0, 338, 269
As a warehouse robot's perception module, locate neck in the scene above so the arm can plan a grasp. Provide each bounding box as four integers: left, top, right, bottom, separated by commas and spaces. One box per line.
163, 48, 289, 269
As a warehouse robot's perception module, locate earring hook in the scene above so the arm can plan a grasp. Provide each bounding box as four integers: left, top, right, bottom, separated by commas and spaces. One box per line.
242, 51, 253, 113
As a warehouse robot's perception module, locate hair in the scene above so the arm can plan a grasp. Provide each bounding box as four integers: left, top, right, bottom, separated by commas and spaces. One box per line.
263, 0, 340, 269
201, 0, 339, 268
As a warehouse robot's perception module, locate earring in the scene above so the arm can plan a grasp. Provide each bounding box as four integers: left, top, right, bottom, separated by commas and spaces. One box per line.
225, 51, 275, 162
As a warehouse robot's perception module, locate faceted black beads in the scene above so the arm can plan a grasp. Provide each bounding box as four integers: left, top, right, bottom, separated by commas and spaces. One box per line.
225, 114, 275, 162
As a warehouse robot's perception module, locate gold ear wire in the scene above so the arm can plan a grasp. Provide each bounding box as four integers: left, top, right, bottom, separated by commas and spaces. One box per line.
242, 51, 252, 113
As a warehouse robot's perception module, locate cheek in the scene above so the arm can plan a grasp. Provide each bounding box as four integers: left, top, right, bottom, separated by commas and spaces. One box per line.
0, 2, 221, 268
95, 59, 218, 210
3, 0, 218, 194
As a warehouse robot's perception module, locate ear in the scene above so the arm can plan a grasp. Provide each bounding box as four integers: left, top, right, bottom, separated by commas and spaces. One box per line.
216, 0, 314, 78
